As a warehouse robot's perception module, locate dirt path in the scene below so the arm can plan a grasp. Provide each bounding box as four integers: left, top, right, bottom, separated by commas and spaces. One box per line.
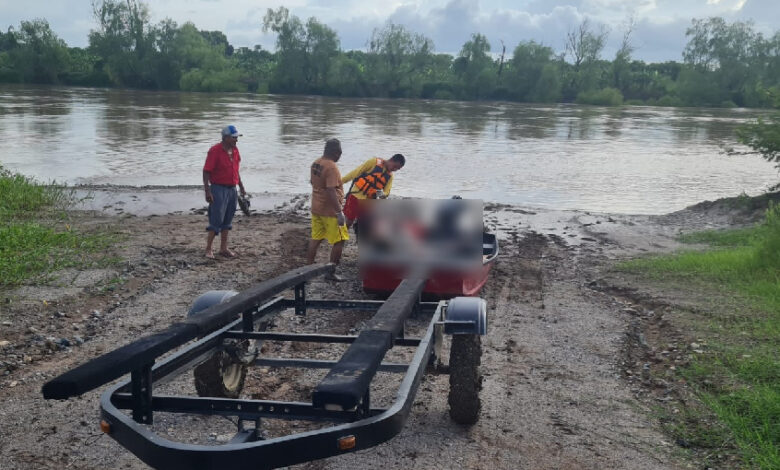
2, 192, 765, 469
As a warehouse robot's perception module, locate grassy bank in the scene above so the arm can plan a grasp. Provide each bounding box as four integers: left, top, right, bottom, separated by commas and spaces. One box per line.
619, 205, 780, 469
0, 165, 118, 286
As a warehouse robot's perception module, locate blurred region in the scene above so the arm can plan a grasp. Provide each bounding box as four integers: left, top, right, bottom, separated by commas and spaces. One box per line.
358, 198, 484, 278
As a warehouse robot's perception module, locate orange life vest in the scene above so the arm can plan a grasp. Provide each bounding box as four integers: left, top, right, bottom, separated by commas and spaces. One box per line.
351, 158, 390, 199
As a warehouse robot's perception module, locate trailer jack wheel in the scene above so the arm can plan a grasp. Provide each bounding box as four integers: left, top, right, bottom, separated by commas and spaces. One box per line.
448, 334, 482, 425
194, 342, 248, 398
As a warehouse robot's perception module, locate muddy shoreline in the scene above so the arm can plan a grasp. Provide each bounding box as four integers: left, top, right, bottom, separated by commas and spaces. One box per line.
0, 189, 775, 469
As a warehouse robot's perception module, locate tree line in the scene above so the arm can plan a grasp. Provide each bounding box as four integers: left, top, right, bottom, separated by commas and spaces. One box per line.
0, 1, 778, 108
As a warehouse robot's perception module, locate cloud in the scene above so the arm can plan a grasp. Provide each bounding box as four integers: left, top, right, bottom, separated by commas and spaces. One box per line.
0, 0, 775, 61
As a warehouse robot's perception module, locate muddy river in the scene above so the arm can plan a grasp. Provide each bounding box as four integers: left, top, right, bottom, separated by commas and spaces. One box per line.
0, 84, 775, 214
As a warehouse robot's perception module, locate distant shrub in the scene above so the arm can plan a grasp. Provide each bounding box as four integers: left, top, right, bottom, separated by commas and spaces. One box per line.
433, 89, 456, 100
625, 99, 645, 106
755, 202, 780, 269
720, 100, 738, 108
575, 87, 624, 106
656, 95, 684, 107
180, 68, 246, 93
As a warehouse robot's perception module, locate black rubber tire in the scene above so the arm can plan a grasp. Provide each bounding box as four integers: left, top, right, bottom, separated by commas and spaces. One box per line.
194, 342, 248, 398
448, 334, 482, 425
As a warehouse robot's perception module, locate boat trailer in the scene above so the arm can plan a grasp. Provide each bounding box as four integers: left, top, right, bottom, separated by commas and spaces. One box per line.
42, 263, 487, 469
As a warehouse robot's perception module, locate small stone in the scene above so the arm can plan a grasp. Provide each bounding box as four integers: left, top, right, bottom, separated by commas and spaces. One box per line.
0, 340, 9, 347
9, 381, 18, 387
73, 336, 84, 346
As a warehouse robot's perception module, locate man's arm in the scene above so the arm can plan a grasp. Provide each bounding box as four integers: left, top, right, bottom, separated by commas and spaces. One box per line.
340, 158, 375, 184
325, 187, 345, 225
203, 170, 213, 203
238, 176, 246, 196
383, 174, 394, 197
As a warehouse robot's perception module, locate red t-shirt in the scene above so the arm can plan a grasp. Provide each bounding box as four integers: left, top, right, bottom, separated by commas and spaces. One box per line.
204, 143, 241, 185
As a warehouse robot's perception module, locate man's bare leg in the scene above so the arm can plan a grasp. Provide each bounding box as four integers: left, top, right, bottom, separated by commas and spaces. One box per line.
218, 229, 235, 257
329, 241, 344, 264
306, 239, 323, 264
324, 241, 346, 281
205, 230, 217, 258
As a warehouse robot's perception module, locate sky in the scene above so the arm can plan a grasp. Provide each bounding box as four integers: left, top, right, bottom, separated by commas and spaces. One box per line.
1, 0, 778, 63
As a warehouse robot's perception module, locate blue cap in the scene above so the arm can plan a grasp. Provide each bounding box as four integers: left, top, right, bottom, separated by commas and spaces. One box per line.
221, 125, 242, 137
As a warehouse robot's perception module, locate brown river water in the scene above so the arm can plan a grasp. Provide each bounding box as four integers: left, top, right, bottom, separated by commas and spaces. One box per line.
0, 84, 775, 214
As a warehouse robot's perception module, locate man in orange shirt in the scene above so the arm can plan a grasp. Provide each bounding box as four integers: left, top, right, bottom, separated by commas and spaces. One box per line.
306, 138, 349, 280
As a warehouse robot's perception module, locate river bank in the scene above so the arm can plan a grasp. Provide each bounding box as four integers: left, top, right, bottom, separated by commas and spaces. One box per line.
0, 188, 776, 469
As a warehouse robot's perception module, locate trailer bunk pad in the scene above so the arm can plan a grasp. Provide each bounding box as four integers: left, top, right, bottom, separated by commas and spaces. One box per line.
312, 277, 426, 410
42, 264, 334, 400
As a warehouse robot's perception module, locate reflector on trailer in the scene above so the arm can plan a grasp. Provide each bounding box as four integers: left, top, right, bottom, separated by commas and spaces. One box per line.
337, 435, 356, 450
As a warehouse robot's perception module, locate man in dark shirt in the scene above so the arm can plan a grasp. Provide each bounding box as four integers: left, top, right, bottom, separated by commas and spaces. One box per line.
203, 125, 247, 259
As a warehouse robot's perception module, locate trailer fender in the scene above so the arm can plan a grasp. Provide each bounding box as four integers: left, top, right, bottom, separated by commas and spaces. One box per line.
444, 297, 487, 335
188, 290, 239, 317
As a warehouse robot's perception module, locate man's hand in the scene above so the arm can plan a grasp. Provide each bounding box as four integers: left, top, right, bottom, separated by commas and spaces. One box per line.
336, 211, 346, 226
205, 188, 213, 203
376, 189, 386, 199
240, 187, 247, 197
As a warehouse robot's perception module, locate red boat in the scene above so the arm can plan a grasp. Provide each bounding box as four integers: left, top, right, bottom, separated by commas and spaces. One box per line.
362, 232, 499, 299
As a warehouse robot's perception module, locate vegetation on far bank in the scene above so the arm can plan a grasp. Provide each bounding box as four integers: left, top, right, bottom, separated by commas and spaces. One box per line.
0, 0, 778, 109
0, 165, 118, 287
619, 205, 780, 469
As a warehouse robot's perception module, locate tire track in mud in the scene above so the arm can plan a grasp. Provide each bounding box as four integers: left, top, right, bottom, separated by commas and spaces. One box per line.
449, 231, 677, 470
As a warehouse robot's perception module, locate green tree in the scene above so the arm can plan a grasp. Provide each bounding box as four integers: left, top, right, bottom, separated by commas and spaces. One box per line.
367, 22, 434, 97
89, 0, 158, 88
171, 23, 244, 92
453, 33, 496, 99
263, 7, 339, 93
61, 47, 109, 85
8, 19, 70, 83
612, 18, 635, 97
683, 17, 775, 106
234, 45, 274, 92
737, 89, 780, 173
508, 40, 558, 102
563, 19, 608, 100
199, 30, 233, 56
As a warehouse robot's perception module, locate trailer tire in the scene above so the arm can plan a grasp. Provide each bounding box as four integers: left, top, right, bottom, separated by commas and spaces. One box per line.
194, 343, 247, 398
448, 334, 482, 425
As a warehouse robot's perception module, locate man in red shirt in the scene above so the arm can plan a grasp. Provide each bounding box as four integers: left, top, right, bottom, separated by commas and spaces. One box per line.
203, 125, 247, 259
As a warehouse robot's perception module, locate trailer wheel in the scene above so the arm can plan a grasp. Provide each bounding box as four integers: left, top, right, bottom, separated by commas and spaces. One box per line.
448, 334, 482, 425
194, 342, 247, 398
188, 290, 247, 398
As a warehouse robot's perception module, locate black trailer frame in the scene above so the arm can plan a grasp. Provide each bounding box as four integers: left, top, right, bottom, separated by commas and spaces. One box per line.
43, 263, 483, 470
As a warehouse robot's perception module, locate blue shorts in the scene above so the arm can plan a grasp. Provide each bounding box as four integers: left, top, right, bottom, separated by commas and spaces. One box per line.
207, 184, 237, 234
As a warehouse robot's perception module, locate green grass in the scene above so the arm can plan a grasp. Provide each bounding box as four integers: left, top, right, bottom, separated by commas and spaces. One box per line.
0, 222, 116, 286
620, 204, 780, 469
0, 165, 74, 220
0, 164, 118, 286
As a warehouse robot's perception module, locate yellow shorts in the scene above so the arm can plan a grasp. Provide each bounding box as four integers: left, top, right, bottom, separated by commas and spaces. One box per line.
311, 214, 349, 245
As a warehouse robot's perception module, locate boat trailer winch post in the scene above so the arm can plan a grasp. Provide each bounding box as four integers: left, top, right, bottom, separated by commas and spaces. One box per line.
41, 263, 487, 469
